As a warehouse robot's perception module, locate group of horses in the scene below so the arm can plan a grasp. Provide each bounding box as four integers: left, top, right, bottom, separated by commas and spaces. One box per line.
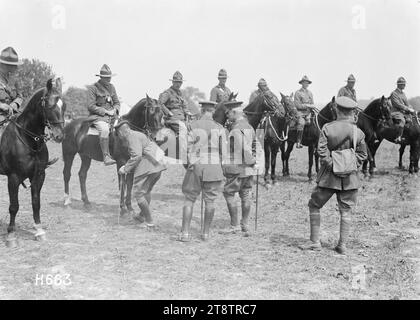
1, 78, 419, 247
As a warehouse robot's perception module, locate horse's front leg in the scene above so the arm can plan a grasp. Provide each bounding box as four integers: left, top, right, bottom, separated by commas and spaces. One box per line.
314, 148, 319, 173
31, 170, 47, 241
125, 172, 135, 214
399, 144, 406, 170
264, 140, 271, 185
284, 142, 294, 176
307, 144, 314, 181
6, 174, 20, 247
271, 144, 279, 185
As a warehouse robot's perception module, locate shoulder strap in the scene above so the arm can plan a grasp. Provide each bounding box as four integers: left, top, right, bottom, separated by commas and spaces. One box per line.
353, 125, 357, 150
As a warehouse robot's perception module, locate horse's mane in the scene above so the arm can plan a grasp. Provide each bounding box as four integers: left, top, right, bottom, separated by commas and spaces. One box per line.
18, 88, 45, 116
123, 98, 147, 120
364, 98, 382, 114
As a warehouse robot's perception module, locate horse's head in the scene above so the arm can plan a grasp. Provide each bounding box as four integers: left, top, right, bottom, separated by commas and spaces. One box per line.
379, 95, 392, 121
144, 94, 164, 134
213, 92, 239, 126
280, 92, 295, 114
43, 78, 65, 142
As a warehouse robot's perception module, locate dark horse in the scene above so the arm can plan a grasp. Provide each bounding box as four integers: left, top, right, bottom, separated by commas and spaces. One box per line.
355, 96, 393, 175
360, 98, 420, 174
0, 78, 65, 247
62, 95, 164, 214
279, 93, 337, 180
243, 93, 287, 186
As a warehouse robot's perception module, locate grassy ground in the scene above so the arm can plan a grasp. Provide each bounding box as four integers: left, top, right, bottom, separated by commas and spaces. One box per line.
0, 140, 418, 299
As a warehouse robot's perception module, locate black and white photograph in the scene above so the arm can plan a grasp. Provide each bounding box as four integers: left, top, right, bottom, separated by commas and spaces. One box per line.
0, 0, 419, 304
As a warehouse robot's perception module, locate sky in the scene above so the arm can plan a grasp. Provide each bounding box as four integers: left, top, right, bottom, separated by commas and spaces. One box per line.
1, 0, 419, 106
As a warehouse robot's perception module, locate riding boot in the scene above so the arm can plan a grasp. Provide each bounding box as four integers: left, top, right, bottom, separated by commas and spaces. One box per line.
240, 198, 252, 234
296, 129, 304, 148
201, 206, 215, 241
99, 137, 116, 166
335, 210, 351, 255
300, 208, 321, 251
179, 205, 193, 242
221, 197, 240, 233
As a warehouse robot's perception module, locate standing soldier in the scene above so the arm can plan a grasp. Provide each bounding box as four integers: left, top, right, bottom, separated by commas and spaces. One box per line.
178, 101, 226, 242
301, 96, 367, 255
116, 120, 166, 228
0, 47, 23, 122
210, 69, 232, 103
338, 74, 357, 102
87, 64, 120, 165
158, 71, 189, 161
390, 77, 416, 144
222, 101, 256, 236
294, 76, 315, 149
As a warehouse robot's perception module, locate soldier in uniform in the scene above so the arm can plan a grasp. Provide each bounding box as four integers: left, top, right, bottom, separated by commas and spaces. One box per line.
0, 47, 23, 123
389, 77, 416, 144
338, 74, 357, 102
222, 100, 256, 236
210, 69, 232, 103
294, 75, 315, 148
116, 120, 166, 228
158, 71, 189, 161
249, 78, 284, 115
87, 64, 120, 165
301, 96, 368, 255
178, 101, 226, 242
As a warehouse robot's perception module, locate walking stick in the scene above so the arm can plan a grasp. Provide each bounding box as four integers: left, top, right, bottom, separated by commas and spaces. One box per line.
255, 169, 259, 232
200, 170, 204, 234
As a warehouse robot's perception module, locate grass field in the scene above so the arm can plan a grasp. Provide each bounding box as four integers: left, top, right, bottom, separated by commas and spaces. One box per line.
0, 140, 419, 299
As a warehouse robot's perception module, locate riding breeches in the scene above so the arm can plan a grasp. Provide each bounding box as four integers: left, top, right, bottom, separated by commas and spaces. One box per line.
133, 172, 162, 204
308, 186, 358, 212
93, 120, 110, 138
223, 174, 254, 202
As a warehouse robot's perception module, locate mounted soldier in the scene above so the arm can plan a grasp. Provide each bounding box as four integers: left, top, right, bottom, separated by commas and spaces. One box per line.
249, 78, 284, 114
294, 75, 315, 148
301, 96, 368, 255
87, 64, 120, 166
210, 69, 232, 103
338, 74, 357, 102
0, 47, 23, 125
178, 101, 226, 242
222, 100, 257, 236
389, 77, 416, 144
158, 71, 189, 161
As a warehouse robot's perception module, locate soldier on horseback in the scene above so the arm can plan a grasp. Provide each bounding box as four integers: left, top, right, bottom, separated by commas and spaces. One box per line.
338, 74, 357, 102
210, 69, 232, 103
87, 64, 120, 166
390, 77, 416, 144
0, 47, 23, 124
158, 71, 189, 161
294, 75, 315, 149
222, 101, 256, 236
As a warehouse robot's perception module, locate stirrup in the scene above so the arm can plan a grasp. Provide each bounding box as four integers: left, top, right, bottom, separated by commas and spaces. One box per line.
103, 155, 116, 166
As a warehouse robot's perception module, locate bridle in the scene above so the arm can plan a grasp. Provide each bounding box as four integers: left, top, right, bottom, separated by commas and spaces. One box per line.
11, 89, 64, 152
125, 103, 163, 139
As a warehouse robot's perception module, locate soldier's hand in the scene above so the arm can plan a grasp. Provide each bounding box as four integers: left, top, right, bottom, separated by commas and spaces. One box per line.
118, 166, 126, 175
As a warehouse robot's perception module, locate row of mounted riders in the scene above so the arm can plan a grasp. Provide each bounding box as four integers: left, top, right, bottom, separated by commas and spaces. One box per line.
0, 78, 419, 246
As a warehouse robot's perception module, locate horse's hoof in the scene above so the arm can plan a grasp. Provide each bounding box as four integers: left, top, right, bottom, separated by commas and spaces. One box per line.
83, 201, 92, 210
35, 233, 47, 241
6, 237, 18, 248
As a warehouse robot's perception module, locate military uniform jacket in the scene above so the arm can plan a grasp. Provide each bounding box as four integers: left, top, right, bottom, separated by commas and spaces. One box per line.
223, 118, 256, 177
316, 119, 368, 191
294, 88, 314, 115
210, 85, 232, 103
124, 130, 166, 179
158, 86, 187, 121
87, 80, 120, 122
187, 113, 225, 181
338, 86, 357, 102
390, 88, 410, 113
0, 72, 23, 115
